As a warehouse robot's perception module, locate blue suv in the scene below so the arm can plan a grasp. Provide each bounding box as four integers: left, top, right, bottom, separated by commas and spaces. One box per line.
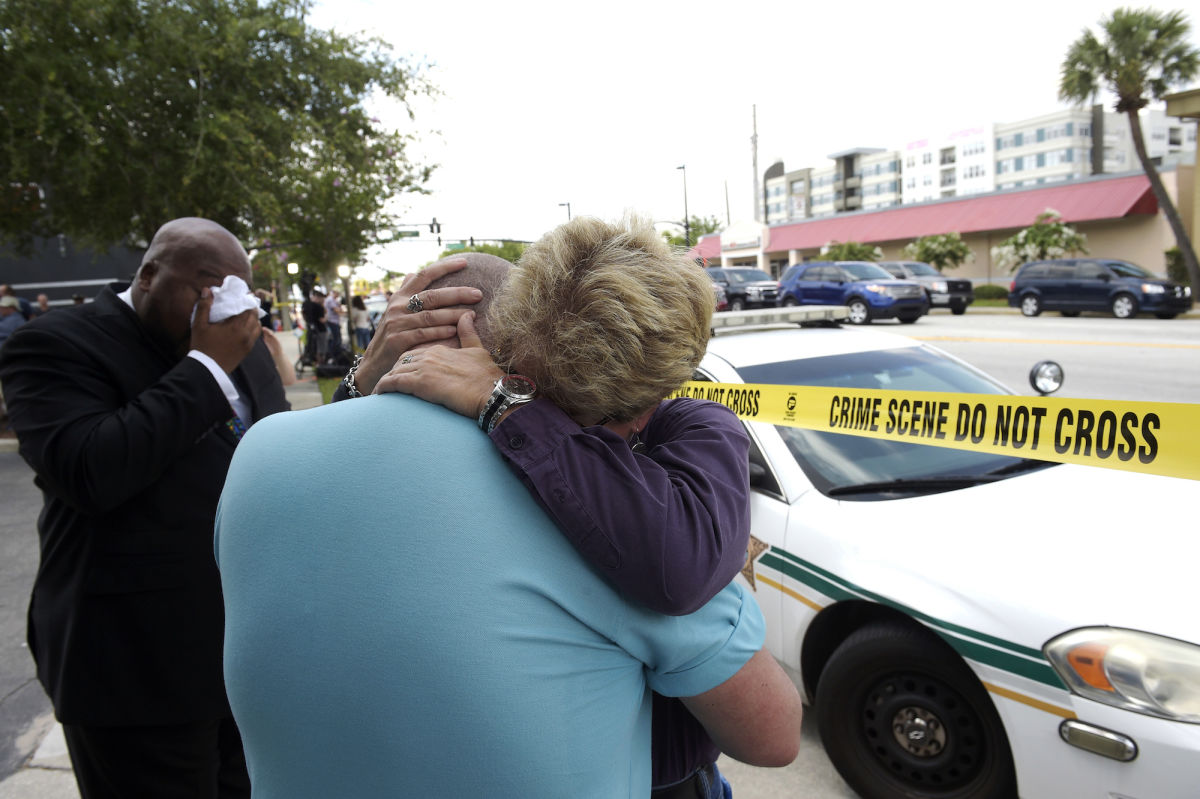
779, 261, 929, 324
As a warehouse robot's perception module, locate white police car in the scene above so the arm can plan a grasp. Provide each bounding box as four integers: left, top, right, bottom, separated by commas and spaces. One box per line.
699, 308, 1200, 799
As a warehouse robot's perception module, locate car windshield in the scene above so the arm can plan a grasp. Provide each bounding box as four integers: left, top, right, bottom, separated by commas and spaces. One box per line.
903, 262, 941, 277
843, 262, 894, 280
726, 269, 774, 284
736, 346, 1050, 499
1106, 261, 1155, 279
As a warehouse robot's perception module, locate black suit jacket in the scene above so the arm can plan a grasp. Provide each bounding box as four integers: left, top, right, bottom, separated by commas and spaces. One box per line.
0, 284, 289, 725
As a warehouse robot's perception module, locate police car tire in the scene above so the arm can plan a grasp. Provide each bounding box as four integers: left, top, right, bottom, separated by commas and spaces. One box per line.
815, 621, 1017, 799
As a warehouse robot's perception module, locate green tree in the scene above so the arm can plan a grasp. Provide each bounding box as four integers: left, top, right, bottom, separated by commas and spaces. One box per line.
902, 232, 973, 271
0, 0, 435, 275
438, 241, 527, 264
662, 215, 722, 248
820, 241, 882, 261
991, 210, 1088, 271
1060, 7, 1200, 294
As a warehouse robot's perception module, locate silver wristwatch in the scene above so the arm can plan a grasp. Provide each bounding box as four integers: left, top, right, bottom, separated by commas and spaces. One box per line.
477, 374, 537, 434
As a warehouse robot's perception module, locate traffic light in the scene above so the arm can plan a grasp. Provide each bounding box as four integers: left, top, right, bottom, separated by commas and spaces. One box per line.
430, 217, 441, 234
469, 237, 475, 247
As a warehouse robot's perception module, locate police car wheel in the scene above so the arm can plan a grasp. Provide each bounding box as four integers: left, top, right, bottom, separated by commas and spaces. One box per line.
815, 621, 1016, 799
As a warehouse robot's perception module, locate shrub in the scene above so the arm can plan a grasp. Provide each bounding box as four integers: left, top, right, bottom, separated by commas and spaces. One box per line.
974, 284, 1009, 300
1165, 247, 1187, 283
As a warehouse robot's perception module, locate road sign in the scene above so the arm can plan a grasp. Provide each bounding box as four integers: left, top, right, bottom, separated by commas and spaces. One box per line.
394, 230, 419, 238
445, 242, 466, 251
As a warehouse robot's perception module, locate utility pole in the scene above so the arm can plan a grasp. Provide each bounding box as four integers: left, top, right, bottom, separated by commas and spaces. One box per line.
751, 105, 760, 222
677, 165, 689, 249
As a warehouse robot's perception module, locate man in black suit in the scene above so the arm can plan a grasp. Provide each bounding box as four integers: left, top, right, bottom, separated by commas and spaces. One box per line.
0, 217, 290, 798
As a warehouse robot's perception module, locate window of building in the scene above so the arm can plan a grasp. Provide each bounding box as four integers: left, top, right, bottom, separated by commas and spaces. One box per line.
790, 179, 806, 192
1169, 128, 1182, 146
1037, 153, 1045, 168
1014, 156, 1024, 171
922, 152, 932, 165
940, 147, 956, 165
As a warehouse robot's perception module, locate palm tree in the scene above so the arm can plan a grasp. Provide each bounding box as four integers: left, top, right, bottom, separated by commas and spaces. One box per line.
1060, 8, 1200, 294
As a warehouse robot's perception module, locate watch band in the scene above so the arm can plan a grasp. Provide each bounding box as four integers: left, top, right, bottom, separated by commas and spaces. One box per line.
477, 374, 536, 433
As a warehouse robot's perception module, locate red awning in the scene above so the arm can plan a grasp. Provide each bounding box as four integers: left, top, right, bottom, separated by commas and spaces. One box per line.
688, 234, 722, 260
766, 174, 1156, 252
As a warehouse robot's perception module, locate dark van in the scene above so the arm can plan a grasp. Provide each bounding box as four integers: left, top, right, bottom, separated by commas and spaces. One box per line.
1008, 258, 1193, 319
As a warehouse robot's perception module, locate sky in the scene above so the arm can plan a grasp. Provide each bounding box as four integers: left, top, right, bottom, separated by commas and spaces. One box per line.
307, 0, 1199, 278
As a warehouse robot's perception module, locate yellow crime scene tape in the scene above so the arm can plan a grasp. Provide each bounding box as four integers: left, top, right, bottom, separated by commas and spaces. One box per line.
669, 381, 1200, 482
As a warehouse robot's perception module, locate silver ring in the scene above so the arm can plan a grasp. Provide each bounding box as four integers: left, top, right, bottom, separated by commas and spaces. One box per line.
407, 293, 424, 313
400, 353, 414, 365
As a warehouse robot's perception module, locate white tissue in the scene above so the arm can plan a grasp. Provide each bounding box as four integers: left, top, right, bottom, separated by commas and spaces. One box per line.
191, 275, 266, 325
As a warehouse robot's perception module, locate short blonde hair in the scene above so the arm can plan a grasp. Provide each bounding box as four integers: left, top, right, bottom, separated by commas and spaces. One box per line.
490, 215, 713, 423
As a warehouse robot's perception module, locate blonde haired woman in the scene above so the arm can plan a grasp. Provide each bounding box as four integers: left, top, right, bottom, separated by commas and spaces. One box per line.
376, 215, 770, 797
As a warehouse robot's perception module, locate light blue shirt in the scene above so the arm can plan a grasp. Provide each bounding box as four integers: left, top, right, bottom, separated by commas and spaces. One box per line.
216, 394, 763, 799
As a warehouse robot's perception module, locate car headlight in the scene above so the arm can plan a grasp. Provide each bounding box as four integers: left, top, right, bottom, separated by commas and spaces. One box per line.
1045, 628, 1200, 723
1141, 283, 1165, 294
863, 284, 891, 296
930, 280, 947, 293
1185, 286, 1193, 298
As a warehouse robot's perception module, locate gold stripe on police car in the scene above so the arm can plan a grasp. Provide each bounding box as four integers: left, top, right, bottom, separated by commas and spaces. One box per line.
670, 382, 1200, 483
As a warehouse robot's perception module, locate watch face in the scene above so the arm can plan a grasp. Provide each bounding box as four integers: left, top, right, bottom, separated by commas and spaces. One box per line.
500, 374, 536, 399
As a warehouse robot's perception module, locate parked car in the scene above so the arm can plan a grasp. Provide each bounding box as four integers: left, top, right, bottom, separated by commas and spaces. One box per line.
364, 294, 389, 329
699, 308, 1200, 799
778, 260, 929, 324
705, 266, 780, 311
878, 260, 975, 314
711, 281, 729, 312
1008, 257, 1193, 319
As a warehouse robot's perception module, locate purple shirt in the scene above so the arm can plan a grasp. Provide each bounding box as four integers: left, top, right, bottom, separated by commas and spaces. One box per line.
490, 396, 751, 786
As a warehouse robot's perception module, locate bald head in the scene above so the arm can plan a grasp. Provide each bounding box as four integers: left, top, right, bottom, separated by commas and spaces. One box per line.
132, 218, 253, 355
422, 252, 510, 351
139, 218, 250, 279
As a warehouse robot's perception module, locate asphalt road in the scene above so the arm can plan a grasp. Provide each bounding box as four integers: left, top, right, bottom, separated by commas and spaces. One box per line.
906, 307, 1200, 404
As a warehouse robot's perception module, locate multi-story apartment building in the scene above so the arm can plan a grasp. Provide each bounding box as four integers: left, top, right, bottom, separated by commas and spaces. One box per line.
860, 150, 902, 210
809, 163, 838, 218
764, 105, 1195, 221
993, 108, 1095, 190
1095, 107, 1198, 173
902, 125, 994, 203
762, 160, 787, 224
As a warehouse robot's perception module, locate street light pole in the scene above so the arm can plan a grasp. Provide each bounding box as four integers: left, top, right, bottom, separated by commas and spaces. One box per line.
558, 202, 572, 221
677, 165, 690, 249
